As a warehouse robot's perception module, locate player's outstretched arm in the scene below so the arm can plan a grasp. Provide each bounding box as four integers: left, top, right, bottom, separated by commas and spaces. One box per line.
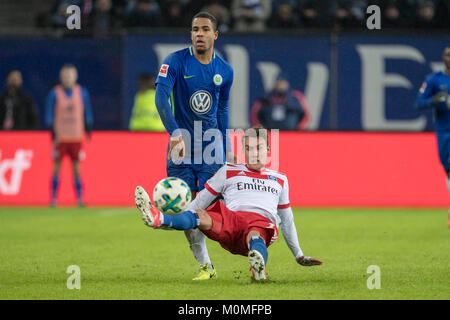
278, 206, 322, 267
186, 186, 217, 212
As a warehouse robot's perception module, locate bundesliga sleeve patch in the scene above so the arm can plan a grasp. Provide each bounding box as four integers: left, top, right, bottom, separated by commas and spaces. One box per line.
159, 64, 169, 78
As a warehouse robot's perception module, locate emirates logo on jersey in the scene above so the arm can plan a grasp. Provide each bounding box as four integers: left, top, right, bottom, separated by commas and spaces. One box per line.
236, 180, 279, 195
189, 90, 212, 114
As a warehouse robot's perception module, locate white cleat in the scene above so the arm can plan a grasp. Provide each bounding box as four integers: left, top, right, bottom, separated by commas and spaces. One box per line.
248, 250, 266, 281
134, 186, 161, 228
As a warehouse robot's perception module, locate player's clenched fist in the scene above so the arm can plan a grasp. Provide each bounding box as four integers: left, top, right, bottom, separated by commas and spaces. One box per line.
168, 135, 185, 162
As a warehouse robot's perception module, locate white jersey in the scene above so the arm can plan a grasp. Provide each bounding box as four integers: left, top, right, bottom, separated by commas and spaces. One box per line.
203, 164, 290, 226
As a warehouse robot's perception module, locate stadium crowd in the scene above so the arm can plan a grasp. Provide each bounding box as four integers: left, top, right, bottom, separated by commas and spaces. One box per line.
36, 0, 450, 36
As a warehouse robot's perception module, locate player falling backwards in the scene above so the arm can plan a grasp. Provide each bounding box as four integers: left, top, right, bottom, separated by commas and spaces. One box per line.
154, 12, 234, 280
134, 126, 322, 281
415, 45, 450, 227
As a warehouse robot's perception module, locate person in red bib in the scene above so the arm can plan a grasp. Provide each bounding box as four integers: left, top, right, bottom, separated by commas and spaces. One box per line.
45, 64, 94, 207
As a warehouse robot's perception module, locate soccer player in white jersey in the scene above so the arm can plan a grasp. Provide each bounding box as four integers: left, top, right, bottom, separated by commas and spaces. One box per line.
134, 126, 322, 280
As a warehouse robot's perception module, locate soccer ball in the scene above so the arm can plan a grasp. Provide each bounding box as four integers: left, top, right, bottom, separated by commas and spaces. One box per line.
153, 177, 192, 215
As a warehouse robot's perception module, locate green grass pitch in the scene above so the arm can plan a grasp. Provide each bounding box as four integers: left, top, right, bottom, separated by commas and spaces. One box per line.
0, 207, 448, 300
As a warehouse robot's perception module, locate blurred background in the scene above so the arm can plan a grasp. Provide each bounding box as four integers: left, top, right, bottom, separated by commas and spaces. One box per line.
0, 0, 449, 131
1, 0, 450, 206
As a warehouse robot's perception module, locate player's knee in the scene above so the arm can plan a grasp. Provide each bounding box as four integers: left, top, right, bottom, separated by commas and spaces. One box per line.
196, 209, 213, 231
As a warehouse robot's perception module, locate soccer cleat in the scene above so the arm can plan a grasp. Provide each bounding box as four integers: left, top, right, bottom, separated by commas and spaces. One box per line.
248, 250, 266, 281
134, 186, 161, 229
192, 264, 217, 281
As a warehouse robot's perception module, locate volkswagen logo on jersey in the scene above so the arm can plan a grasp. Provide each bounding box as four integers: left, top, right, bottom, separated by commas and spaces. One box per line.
189, 90, 212, 114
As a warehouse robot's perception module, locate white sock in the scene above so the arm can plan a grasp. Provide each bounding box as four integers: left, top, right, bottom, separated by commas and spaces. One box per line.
184, 229, 213, 269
